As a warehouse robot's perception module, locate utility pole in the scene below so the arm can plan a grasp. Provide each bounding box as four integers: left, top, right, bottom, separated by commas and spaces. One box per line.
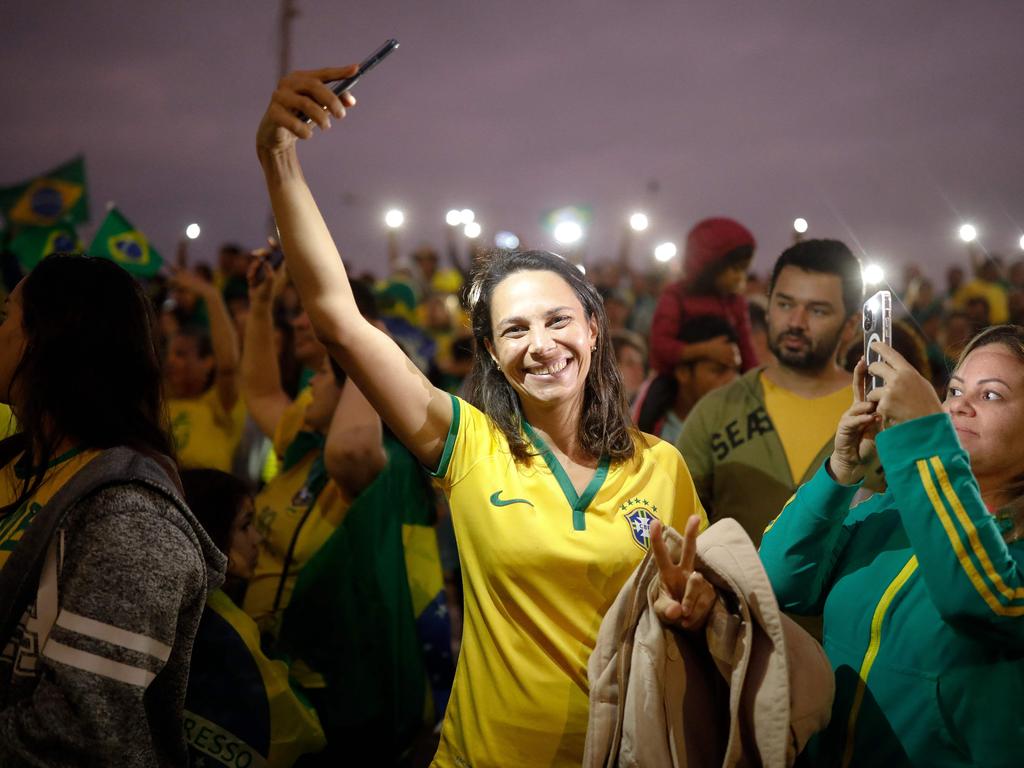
268, 0, 300, 241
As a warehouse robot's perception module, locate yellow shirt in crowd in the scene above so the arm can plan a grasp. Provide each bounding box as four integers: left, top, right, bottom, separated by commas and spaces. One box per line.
0, 447, 101, 570
761, 371, 851, 483
168, 388, 245, 472
430, 396, 706, 768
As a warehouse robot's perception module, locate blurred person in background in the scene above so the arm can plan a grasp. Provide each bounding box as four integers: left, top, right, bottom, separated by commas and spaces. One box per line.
634, 314, 741, 443
677, 239, 862, 547
609, 329, 648, 405
649, 216, 759, 377
164, 269, 245, 472
181, 468, 325, 767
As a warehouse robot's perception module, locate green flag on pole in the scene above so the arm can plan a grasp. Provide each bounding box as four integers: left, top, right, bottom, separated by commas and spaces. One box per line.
0, 156, 89, 228
89, 206, 163, 278
6, 223, 82, 272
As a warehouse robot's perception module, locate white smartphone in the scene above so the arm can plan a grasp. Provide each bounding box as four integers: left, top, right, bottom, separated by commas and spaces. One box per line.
863, 290, 892, 395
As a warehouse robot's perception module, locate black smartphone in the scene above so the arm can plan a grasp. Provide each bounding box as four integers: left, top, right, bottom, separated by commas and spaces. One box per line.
251, 245, 284, 287
863, 290, 892, 395
300, 39, 399, 124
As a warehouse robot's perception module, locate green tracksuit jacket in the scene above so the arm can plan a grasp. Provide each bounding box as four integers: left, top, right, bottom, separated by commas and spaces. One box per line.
760, 413, 1024, 767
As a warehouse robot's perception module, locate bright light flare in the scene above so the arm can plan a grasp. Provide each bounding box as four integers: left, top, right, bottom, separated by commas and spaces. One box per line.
793, 217, 808, 234
629, 212, 649, 232
1018, 234, 1024, 251
185, 223, 201, 240
553, 221, 584, 245
464, 221, 482, 239
654, 242, 678, 262
495, 231, 520, 249
445, 209, 462, 226
863, 263, 885, 286
384, 209, 405, 229
459, 208, 475, 225
959, 223, 977, 243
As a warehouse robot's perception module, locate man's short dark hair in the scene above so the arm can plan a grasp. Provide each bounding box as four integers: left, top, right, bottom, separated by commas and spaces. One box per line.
768, 239, 863, 317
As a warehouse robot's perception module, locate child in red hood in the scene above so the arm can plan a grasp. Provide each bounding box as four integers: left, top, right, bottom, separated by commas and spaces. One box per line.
649, 217, 758, 375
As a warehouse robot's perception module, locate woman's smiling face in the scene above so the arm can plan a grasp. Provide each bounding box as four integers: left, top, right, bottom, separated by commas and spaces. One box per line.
485, 269, 598, 414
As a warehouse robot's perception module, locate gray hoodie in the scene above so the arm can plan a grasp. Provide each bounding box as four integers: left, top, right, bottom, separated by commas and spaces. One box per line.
0, 446, 226, 767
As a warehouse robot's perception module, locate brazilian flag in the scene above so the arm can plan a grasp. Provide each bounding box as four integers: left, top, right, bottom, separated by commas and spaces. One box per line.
0, 156, 89, 228
88, 206, 163, 277
6, 223, 81, 272
278, 433, 454, 763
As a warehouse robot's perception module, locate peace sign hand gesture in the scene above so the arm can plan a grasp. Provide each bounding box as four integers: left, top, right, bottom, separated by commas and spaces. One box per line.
651, 516, 717, 632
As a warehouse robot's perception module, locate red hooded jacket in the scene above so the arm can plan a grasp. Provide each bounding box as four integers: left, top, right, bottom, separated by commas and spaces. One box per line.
649, 217, 759, 375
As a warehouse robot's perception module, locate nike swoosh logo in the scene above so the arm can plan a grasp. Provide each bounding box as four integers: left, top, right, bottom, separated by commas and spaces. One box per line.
489, 491, 534, 508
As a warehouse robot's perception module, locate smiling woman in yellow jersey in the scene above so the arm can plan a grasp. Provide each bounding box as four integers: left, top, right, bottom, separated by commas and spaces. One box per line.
255, 69, 714, 768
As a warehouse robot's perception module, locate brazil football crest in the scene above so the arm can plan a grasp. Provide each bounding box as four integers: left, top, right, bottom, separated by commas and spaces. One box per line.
620, 498, 658, 552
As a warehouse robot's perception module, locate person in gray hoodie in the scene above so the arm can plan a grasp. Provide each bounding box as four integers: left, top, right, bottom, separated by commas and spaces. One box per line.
0, 253, 226, 767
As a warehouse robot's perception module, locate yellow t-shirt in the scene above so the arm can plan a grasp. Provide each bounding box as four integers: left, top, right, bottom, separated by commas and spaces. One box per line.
242, 444, 349, 640
168, 387, 245, 472
761, 371, 851, 483
0, 403, 16, 440
431, 396, 706, 768
0, 447, 102, 569
272, 388, 313, 459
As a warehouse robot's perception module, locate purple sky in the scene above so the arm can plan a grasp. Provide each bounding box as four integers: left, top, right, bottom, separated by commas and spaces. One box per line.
4, 2, 1024, 283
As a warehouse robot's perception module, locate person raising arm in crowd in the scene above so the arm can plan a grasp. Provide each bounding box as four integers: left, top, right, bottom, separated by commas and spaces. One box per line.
165, 268, 245, 471
254, 66, 713, 768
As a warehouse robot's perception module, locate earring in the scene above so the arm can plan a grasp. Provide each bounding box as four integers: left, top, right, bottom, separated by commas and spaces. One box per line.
591, 344, 597, 351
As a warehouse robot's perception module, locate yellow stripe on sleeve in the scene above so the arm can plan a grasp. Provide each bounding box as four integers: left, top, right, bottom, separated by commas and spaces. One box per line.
916, 460, 1024, 617
930, 457, 1024, 603
763, 492, 797, 535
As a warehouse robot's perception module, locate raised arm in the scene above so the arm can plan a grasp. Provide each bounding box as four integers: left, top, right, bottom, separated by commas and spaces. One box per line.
241, 258, 291, 439
324, 377, 387, 498
171, 269, 240, 412
255, 67, 452, 469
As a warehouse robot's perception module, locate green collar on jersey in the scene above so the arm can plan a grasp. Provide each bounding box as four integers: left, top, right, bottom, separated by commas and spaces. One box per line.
522, 421, 609, 532
14, 445, 87, 480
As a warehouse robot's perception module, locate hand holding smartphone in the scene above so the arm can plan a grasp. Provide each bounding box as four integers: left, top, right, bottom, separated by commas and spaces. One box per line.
863, 290, 892, 396
298, 39, 399, 124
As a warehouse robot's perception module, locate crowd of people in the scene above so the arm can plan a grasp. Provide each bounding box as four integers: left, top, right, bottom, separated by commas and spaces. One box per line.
0, 61, 1021, 768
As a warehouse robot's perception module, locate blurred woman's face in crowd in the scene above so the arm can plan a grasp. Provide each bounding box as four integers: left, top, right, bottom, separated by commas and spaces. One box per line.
164, 334, 213, 399
290, 311, 325, 368
0, 286, 26, 409
227, 496, 261, 580
0, 285, 27, 409
485, 269, 598, 415
304, 357, 342, 433
943, 343, 1024, 492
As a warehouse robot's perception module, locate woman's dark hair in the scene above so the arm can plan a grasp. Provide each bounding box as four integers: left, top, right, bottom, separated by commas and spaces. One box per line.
955, 324, 1024, 542
12, 254, 173, 499
465, 250, 638, 464
180, 468, 250, 555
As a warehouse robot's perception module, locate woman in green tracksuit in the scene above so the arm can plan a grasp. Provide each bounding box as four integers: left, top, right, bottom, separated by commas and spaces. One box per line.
760, 325, 1024, 767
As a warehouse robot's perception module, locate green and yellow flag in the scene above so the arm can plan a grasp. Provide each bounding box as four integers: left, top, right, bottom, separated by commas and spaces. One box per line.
6, 223, 82, 272
0, 156, 89, 228
88, 207, 163, 277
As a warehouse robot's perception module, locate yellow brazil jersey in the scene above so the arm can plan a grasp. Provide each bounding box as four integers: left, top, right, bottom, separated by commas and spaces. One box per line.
0, 447, 102, 570
168, 387, 245, 472
272, 387, 313, 459
761, 372, 851, 484
242, 440, 349, 646
431, 396, 707, 768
